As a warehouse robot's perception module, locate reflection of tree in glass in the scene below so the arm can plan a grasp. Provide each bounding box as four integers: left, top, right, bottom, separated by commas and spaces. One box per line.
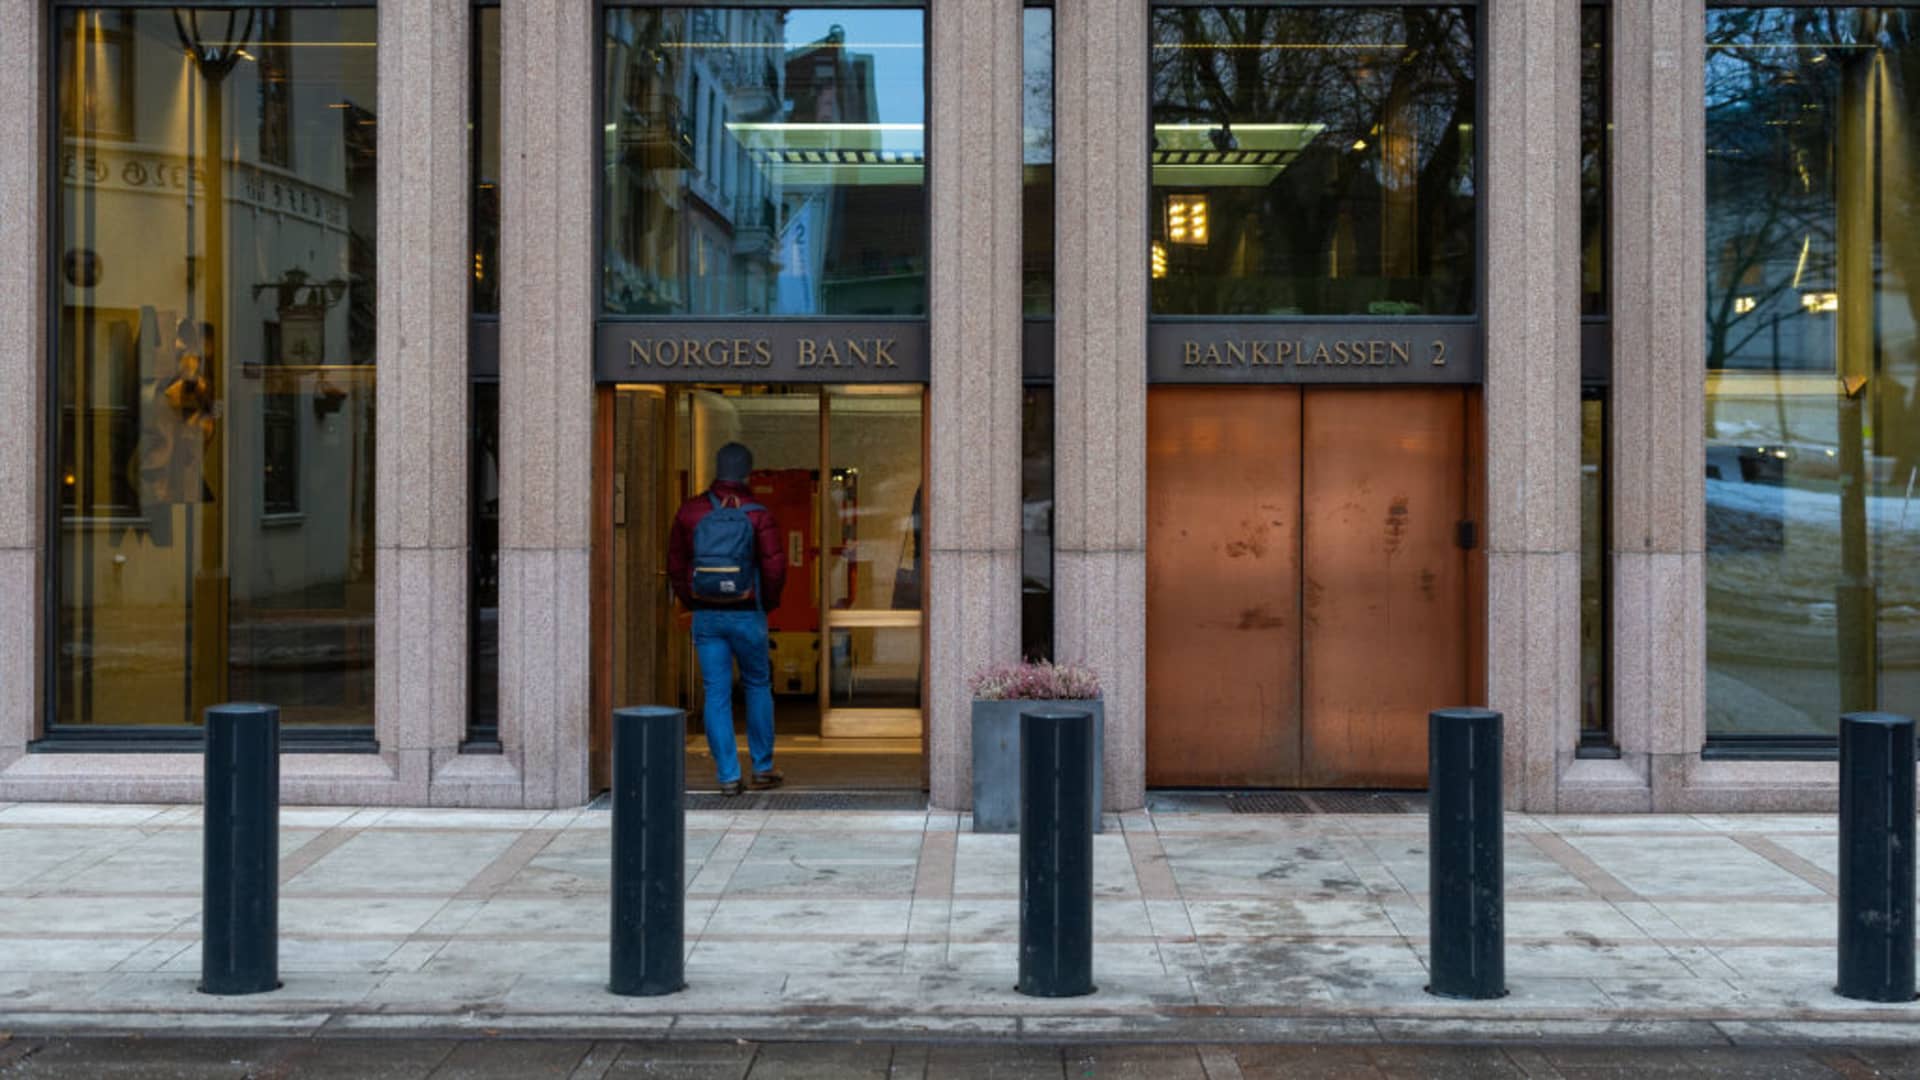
1705, 9, 1852, 373
1703, 8, 1920, 731
1151, 7, 1469, 139
1148, 6, 1475, 316
1884, 11, 1920, 494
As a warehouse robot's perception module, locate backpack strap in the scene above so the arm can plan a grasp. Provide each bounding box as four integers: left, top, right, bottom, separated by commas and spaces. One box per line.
707, 491, 764, 513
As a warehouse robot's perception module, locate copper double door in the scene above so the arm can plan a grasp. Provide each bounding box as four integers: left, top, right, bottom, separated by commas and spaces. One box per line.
1146, 387, 1481, 790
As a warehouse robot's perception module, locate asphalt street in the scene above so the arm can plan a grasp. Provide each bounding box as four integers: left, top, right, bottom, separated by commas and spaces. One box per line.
1, 1037, 1918, 1079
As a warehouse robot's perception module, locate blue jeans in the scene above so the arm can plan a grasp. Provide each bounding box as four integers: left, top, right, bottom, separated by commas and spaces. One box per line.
691, 609, 775, 785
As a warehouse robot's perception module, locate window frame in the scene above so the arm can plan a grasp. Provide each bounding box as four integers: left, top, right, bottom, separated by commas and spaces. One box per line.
1144, 0, 1487, 328
1697, 0, 1920, 760
467, 0, 502, 750
594, 0, 935, 328
40, 0, 383, 751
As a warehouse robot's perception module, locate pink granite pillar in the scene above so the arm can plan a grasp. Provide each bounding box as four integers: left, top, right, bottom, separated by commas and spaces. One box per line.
926, 0, 1026, 810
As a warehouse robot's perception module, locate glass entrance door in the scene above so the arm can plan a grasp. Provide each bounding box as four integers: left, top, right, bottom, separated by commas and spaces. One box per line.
821, 387, 925, 738
595, 383, 925, 791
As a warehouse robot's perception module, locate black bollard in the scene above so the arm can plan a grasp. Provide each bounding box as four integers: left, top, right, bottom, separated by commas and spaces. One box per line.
609, 706, 687, 997
1837, 711, 1916, 1003
1427, 707, 1506, 1000
200, 703, 280, 995
1017, 707, 1096, 998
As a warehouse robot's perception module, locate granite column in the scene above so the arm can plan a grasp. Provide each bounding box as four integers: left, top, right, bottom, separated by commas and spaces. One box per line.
497, 0, 596, 808
1483, 0, 1584, 811
1053, 0, 1149, 811
926, 0, 1027, 810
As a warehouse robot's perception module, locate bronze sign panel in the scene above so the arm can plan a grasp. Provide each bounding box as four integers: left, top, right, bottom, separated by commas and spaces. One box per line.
1149, 321, 1481, 385
596, 321, 929, 384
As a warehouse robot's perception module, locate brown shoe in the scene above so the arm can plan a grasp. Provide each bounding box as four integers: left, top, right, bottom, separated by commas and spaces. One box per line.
718, 780, 745, 797
749, 768, 785, 790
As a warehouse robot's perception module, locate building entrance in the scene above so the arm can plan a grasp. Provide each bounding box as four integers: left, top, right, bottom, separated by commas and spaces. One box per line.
1145, 386, 1481, 790
591, 384, 926, 792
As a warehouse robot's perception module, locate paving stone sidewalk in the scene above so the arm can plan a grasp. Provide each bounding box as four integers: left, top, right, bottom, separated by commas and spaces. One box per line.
0, 802, 1915, 1046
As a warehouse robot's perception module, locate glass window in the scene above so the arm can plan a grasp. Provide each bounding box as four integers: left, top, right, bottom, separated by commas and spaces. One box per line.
1579, 4, 1611, 751
1022, 386, 1053, 661
1022, 5, 1054, 661
602, 7, 927, 316
1580, 390, 1609, 747
55, 7, 378, 730
1025, 4, 1053, 315
471, 382, 499, 740
473, 4, 501, 317
470, 4, 501, 744
1149, 5, 1477, 317
1704, 7, 1920, 742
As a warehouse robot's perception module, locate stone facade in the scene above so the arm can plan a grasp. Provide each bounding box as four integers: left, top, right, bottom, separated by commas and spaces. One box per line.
0, 1, 1861, 812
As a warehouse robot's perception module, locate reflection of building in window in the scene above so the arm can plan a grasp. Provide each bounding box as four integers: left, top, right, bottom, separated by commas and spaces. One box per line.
257, 9, 291, 168
342, 99, 379, 363
262, 393, 299, 515
58, 307, 143, 517
61, 10, 135, 142
782, 25, 923, 314
1023, 4, 1054, 314
602, 8, 925, 316
54, 7, 380, 730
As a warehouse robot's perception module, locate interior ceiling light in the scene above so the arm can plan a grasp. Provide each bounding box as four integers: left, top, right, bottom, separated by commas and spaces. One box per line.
1151, 123, 1323, 188
1166, 195, 1208, 247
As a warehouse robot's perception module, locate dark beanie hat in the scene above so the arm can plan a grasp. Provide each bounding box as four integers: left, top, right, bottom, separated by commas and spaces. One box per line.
715, 442, 753, 482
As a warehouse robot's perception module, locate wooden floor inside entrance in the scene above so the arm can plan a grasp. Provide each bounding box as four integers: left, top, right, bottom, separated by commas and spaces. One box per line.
1145, 386, 1483, 790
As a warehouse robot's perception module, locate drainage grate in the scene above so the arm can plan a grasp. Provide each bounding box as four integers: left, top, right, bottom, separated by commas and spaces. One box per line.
1308, 791, 1415, 814
1153, 790, 1426, 815
760, 791, 927, 812
590, 791, 927, 812
1226, 793, 1313, 814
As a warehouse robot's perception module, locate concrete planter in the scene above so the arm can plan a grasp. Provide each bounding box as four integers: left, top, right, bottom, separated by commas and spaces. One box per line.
970, 698, 1104, 834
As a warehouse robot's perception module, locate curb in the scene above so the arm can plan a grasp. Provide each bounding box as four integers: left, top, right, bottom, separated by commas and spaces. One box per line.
2, 1009, 1919, 1048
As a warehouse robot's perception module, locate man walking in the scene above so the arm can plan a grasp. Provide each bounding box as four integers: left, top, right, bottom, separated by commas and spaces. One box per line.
667, 442, 788, 795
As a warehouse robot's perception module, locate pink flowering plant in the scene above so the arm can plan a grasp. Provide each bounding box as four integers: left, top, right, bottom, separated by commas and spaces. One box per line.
967, 660, 1102, 701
